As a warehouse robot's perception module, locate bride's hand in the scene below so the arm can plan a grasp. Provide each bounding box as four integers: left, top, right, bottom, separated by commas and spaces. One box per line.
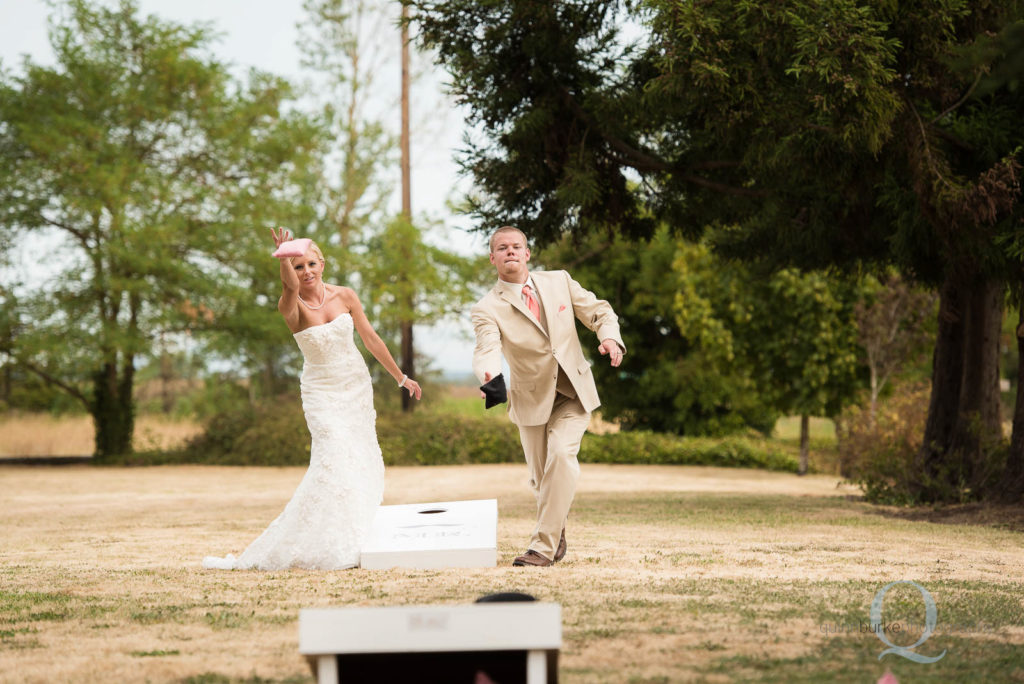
270, 227, 291, 250
402, 378, 423, 401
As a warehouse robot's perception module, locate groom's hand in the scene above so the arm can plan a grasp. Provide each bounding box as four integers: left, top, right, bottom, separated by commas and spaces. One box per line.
479, 372, 492, 399
598, 339, 624, 367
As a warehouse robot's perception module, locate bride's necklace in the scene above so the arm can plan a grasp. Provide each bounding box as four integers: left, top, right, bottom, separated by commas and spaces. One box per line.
298, 282, 327, 310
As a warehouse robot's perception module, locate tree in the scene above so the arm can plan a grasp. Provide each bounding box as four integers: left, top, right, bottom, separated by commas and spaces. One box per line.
298, 0, 396, 261
411, 0, 1024, 501
541, 228, 778, 436
0, 0, 321, 457
303, 0, 468, 411
732, 267, 862, 475
360, 215, 488, 398
540, 227, 863, 455
854, 273, 937, 425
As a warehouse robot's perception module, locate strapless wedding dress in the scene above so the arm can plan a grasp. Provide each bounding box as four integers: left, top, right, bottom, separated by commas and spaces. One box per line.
202, 313, 384, 570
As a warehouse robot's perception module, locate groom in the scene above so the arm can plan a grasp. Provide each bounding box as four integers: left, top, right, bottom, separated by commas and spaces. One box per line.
472, 226, 625, 567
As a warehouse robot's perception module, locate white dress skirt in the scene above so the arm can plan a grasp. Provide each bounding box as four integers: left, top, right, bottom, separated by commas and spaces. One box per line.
202, 313, 384, 570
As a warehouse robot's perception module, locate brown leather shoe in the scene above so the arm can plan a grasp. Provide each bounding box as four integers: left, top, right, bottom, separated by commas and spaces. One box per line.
512, 549, 553, 567
554, 528, 567, 562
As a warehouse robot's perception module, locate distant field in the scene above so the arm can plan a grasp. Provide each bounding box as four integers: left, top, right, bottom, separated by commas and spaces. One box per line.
0, 413, 201, 457
772, 415, 837, 444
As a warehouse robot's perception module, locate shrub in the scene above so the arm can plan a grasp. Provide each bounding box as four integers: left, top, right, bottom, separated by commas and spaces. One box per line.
837, 384, 929, 504
122, 400, 797, 473
179, 399, 310, 466
580, 431, 798, 471
838, 383, 1006, 504
136, 402, 521, 467
377, 413, 521, 466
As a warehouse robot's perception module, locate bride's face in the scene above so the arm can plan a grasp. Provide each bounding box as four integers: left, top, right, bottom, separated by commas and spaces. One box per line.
291, 248, 324, 286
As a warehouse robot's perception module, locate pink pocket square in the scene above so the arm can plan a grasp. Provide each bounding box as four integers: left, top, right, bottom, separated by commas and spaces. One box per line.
272, 237, 312, 258
558, 305, 567, 312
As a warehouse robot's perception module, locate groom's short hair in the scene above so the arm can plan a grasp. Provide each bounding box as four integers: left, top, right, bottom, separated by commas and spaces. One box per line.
489, 226, 528, 253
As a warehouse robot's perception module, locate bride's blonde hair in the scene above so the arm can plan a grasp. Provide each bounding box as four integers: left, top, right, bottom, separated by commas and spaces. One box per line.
291, 240, 325, 265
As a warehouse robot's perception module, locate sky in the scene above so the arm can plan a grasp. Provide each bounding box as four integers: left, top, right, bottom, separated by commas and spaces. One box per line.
0, 0, 485, 376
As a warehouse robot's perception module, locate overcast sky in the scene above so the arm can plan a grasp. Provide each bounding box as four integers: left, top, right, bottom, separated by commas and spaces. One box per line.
0, 0, 484, 376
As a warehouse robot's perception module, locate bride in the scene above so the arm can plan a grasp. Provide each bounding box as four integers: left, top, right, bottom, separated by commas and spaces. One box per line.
203, 228, 422, 570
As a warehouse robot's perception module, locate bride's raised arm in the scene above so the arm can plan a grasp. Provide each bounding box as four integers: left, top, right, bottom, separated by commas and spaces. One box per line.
271, 228, 301, 330
341, 288, 422, 400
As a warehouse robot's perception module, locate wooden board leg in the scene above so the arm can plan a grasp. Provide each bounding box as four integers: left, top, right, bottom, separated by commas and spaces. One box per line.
526, 649, 547, 684
316, 655, 337, 684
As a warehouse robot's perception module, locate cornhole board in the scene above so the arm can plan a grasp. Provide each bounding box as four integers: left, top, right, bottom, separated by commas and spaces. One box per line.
359, 499, 497, 570
299, 602, 561, 683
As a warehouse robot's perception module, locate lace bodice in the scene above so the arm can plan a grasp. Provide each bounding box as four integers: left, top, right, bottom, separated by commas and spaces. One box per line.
293, 313, 360, 366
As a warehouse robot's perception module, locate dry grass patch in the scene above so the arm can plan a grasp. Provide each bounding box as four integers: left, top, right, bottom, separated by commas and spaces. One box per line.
1, 464, 1023, 683
0, 413, 200, 457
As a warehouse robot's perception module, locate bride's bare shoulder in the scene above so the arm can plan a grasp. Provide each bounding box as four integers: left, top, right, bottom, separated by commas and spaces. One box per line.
329, 285, 357, 299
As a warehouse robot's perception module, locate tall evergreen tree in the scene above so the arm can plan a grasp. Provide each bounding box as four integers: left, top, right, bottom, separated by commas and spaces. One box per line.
411, 0, 1024, 501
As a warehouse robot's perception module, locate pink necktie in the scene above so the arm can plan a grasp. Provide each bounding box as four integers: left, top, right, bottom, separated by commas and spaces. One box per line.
522, 284, 541, 321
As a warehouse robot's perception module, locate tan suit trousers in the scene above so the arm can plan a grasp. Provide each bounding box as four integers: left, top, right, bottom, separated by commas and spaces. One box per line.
517, 390, 591, 560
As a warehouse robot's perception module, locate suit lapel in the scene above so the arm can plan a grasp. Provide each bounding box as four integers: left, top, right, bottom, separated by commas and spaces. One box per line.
535, 272, 562, 338
497, 282, 547, 335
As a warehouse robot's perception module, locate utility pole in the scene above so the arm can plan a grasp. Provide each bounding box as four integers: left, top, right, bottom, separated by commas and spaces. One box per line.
399, 1, 415, 412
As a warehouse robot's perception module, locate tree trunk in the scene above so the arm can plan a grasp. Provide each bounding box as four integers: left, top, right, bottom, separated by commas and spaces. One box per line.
949, 277, 1003, 483
91, 358, 135, 459
918, 273, 1003, 501
263, 355, 276, 398
1004, 304, 1024, 502
919, 275, 965, 475
798, 413, 809, 476
160, 346, 173, 414
2, 359, 10, 406
400, 320, 415, 412
868, 363, 879, 429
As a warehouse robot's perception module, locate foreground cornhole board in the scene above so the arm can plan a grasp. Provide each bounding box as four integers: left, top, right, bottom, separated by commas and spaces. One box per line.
300, 602, 561, 684
359, 499, 497, 570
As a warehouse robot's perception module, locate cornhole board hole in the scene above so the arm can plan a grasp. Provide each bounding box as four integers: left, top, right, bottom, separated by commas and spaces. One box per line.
299, 602, 561, 684
359, 499, 497, 570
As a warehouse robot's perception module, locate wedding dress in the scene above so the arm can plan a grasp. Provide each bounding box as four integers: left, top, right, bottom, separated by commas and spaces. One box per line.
202, 313, 384, 570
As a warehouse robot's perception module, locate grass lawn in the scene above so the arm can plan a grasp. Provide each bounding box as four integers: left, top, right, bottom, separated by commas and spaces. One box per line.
2, 463, 1023, 683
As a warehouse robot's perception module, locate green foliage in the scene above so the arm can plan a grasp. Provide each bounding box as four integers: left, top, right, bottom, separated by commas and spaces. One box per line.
361, 215, 490, 344
120, 396, 795, 472
378, 412, 522, 465
177, 399, 311, 466
294, 0, 487, 413
732, 266, 863, 420
149, 398, 523, 467
539, 227, 779, 436
355, 214, 490, 402
579, 432, 798, 472
409, 0, 654, 242
540, 226, 863, 436
0, 365, 82, 414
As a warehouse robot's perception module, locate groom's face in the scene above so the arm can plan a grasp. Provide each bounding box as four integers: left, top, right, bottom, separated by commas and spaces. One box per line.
490, 231, 531, 282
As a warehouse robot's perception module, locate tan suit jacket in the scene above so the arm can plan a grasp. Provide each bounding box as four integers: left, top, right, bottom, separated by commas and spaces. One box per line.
471, 270, 625, 426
